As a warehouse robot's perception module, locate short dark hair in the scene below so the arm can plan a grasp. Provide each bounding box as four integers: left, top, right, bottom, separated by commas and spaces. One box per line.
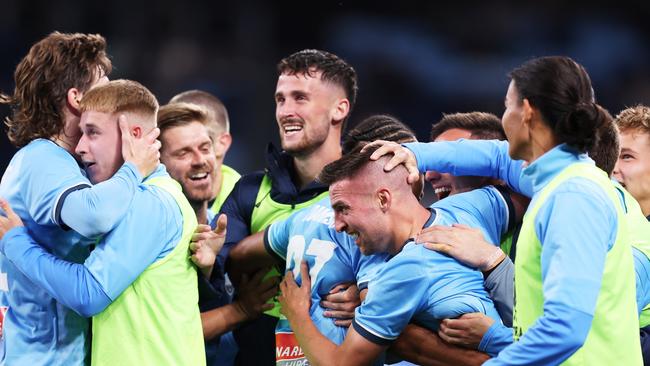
430, 112, 505, 141
169, 89, 230, 133
278, 49, 358, 127
319, 145, 380, 186
1, 32, 112, 147
342, 114, 416, 154
509, 56, 611, 153
589, 118, 620, 176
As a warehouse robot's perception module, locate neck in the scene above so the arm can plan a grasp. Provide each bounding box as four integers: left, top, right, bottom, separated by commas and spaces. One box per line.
527, 123, 558, 163
293, 143, 342, 189
640, 200, 650, 218
213, 164, 224, 200
390, 202, 431, 254
51, 134, 77, 154
192, 201, 209, 225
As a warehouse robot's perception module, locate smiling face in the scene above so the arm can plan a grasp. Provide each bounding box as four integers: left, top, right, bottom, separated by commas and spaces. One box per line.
274, 71, 344, 157
613, 129, 650, 215
330, 177, 391, 255
160, 121, 219, 205
425, 128, 485, 200
75, 110, 123, 184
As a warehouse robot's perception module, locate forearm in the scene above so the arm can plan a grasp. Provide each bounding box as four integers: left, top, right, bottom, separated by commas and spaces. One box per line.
201, 302, 249, 340
227, 233, 276, 285
404, 140, 530, 196
484, 258, 514, 327
2, 227, 111, 317
484, 305, 592, 365
289, 310, 343, 366
60, 162, 142, 237
390, 324, 489, 366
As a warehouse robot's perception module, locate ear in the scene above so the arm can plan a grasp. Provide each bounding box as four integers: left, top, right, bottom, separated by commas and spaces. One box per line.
377, 188, 391, 213
213, 132, 232, 159
118, 114, 142, 138
66, 88, 83, 117
522, 99, 535, 128
331, 98, 350, 126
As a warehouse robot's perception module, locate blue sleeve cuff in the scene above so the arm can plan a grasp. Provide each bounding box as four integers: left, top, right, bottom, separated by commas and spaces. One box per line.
479, 322, 513, 357
352, 319, 392, 346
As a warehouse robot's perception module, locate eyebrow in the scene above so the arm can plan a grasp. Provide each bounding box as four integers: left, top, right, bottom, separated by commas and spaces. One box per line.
331, 201, 350, 211
620, 147, 637, 154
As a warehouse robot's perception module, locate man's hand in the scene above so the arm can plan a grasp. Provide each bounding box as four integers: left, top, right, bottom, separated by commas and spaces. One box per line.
320, 282, 360, 327
438, 313, 494, 349
119, 115, 161, 178
279, 261, 312, 324
416, 224, 505, 272
0, 199, 24, 240
361, 140, 420, 184
234, 267, 279, 319
190, 214, 227, 278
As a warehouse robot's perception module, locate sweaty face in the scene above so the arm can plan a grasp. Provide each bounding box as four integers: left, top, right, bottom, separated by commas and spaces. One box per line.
75, 110, 123, 184
613, 129, 650, 215
161, 121, 219, 205
330, 179, 390, 255
502, 80, 528, 160
274, 71, 340, 157
426, 128, 485, 200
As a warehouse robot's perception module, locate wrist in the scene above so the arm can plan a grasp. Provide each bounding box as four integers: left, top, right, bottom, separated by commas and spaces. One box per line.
480, 247, 505, 273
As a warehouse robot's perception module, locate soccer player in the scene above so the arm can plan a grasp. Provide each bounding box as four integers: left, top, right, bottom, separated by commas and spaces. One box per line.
0, 33, 159, 366
277, 145, 506, 366
157, 102, 275, 366
169, 90, 240, 216
366, 56, 642, 365
0, 80, 205, 366
217, 49, 358, 365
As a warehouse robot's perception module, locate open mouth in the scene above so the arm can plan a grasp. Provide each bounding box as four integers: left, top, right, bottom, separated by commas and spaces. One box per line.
434, 186, 451, 200
283, 124, 303, 135
189, 172, 209, 182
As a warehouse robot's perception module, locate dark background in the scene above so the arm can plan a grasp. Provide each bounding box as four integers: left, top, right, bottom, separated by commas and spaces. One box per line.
2, 0, 650, 201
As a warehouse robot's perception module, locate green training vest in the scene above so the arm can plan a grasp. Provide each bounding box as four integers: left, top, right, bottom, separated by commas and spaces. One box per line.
251, 174, 328, 318
210, 164, 241, 214
513, 163, 641, 366
615, 182, 650, 327
91, 176, 205, 366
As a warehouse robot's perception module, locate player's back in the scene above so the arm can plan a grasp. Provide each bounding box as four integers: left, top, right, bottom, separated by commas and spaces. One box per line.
0, 139, 92, 366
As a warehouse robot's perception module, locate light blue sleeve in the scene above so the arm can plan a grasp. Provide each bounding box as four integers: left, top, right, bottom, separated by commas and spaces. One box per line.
0, 186, 179, 317
58, 162, 143, 238
403, 140, 532, 197
479, 322, 513, 357
353, 249, 386, 291
353, 254, 429, 343
0, 226, 111, 317
266, 214, 293, 260
84, 186, 180, 300
633, 247, 650, 313
485, 179, 614, 365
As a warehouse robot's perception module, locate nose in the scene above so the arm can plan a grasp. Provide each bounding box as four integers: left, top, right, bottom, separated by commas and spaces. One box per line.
190, 150, 207, 167
334, 213, 346, 233
276, 100, 296, 121
612, 160, 622, 180
425, 170, 441, 183
75, 134, 88, 156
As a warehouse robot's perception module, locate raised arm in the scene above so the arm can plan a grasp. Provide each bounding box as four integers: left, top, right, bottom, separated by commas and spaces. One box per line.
58, 122, 161, 237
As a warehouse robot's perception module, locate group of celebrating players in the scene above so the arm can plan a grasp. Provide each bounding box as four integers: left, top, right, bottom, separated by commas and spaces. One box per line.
0, 31, 649, 366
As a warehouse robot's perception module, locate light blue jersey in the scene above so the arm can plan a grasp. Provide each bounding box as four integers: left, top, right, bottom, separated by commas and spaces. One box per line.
266, 196, 386, 349
352, 186, 507, 345
0, 139, 141, 366
0, 165, 180, 317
